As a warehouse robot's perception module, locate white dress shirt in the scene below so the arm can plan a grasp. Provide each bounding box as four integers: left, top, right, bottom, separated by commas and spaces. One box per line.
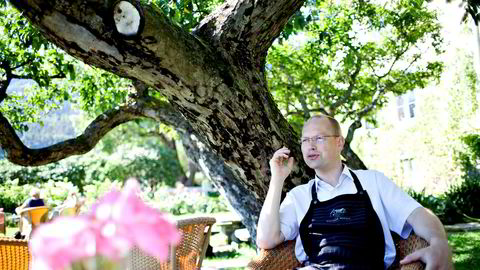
279, 165, 421, 269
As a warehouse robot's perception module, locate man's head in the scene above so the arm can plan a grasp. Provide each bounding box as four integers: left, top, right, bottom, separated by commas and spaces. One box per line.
68, 190, 78, 198
301, 115, 345, 172
30, 188, 41, 198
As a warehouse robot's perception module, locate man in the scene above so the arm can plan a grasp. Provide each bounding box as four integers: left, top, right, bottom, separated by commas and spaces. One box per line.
16, 188, 45, 214
15, 187, 46, 238
257, 115, 453, 269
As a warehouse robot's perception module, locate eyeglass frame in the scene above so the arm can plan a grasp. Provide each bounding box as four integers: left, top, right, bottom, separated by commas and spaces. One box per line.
300, 135, 340, 145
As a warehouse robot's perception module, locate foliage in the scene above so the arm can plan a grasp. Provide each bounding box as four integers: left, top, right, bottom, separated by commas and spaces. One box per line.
151, 0, 223, 31
151, 187, 229, 215
0, 3, 132, 131
0, 177, 230, 220
448, 134, 480, 219
0, 5, 75, 131
407, 189, 463, 225
407, 133, 480, 224
267, 0, 444, 132
456, 134, 480, 181
0, 179, 76, 213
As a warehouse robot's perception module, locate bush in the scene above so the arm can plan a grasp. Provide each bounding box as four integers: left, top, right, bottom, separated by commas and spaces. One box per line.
448, 134, 480, 221
150, 187, 230, 216
408, 134, 480, 224
0, 179, 77, 213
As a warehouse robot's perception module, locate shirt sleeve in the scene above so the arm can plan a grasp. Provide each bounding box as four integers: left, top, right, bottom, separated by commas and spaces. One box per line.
375, 171, 422, 238
279, 191, 299, 241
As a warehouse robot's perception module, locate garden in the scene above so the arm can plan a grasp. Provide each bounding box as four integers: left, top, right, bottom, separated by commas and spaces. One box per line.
1, 0, 480, 269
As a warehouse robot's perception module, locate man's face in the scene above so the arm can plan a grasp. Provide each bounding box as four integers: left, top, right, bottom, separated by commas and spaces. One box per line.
301, 118, 344, 171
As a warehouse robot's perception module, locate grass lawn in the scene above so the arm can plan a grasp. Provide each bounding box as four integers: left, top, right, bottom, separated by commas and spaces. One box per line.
448, 231, 480, 270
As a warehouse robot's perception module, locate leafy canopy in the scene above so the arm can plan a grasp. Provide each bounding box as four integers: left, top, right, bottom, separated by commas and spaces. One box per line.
267, 0, 444, 132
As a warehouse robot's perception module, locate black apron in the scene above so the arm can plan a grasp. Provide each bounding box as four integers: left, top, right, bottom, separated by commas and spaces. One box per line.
298, 170, 385, 269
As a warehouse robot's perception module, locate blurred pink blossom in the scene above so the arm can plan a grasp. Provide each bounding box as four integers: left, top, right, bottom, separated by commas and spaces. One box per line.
30, 178, 180, 270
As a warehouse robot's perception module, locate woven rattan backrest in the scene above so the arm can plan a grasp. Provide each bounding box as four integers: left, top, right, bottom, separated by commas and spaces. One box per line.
0, 237, 31, 270
127, 216, 216, 270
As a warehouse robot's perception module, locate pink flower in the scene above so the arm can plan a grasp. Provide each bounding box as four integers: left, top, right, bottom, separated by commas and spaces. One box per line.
30, 179, 180, 270
30, 217, 97, 270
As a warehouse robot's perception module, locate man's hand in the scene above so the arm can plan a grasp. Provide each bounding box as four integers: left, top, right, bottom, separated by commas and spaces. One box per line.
269, 147, 294, 182
400, 237, 453, 269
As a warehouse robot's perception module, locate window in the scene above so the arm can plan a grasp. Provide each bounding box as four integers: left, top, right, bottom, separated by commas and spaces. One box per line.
401, 158, 414, 185
396, 91, 416, 121
408, 92, 415, 118
396, 96, 405, 121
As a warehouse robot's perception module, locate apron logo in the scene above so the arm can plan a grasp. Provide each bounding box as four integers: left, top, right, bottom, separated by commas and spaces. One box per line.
327, 208, 350, 222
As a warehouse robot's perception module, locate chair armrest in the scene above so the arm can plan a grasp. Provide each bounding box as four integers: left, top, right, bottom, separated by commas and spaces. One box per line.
246, 233, 429, 270
389, 233, 428, 270
246, 240, 301, 270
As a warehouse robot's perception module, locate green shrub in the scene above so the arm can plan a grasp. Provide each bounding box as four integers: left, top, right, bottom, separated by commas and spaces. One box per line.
150, 187, 230, 216
0, 179, 76, 213
409, 134, 480, 224
448, 134, 480, 220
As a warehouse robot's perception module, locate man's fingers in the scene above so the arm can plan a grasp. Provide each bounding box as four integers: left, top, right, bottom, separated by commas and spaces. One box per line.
287, 157, 295, 169
274, 148, 290, 156
271, 148, 291, 161
400, 250, 424, 265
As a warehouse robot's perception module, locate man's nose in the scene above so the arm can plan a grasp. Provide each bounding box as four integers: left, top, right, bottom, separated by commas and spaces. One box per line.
307, 141, 317, 149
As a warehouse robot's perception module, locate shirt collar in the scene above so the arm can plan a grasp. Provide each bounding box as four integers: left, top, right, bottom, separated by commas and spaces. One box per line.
315, 164, 354, 191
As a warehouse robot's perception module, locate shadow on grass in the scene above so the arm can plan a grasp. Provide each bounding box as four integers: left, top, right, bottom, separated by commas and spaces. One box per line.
448, 232, 480, 270
206, 249, 242, 259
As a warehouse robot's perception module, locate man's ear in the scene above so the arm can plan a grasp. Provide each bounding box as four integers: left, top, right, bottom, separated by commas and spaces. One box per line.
337, 136, 346, 150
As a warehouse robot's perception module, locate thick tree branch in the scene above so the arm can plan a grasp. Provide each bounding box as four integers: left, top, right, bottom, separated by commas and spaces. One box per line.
194, 0, 306, 68
0, 104, 143, 166
11, 72, 66, 80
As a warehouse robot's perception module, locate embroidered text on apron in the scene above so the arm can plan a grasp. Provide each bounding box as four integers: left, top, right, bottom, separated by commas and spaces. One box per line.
298, 170, 385, 269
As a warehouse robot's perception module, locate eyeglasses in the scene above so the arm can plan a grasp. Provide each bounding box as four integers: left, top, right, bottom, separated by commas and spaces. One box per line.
300, 135, 339, 145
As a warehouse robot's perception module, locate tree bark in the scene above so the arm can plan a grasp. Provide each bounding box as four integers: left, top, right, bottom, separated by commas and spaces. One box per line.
7, 0, 314, 238
341, 121, 367, 170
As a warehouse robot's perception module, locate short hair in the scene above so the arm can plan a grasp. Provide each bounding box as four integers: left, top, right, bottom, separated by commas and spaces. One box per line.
30, 188, 40, 197
304, 114, 342, 136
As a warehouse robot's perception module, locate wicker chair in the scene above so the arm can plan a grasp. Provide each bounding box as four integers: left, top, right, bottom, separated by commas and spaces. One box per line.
247, 233, 428, 270
18, 206, 49, 239
0, 211, 5, 235
127, 216, 216, 270
59, 206, 80, 217
0, 237, 31, 270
